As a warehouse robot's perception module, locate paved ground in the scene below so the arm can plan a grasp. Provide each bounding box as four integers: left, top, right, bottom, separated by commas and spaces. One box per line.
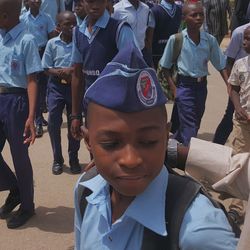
0, 38, 237, 250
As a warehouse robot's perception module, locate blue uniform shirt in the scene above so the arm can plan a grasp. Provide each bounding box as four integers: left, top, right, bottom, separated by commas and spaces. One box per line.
71, 10, 139, 64
42, 35, 73, 69
20, 10, 55, 48
40, 0, 65, 22
74, 167, 238, 250
160, 29, 227, 77
0, 22, 42, 88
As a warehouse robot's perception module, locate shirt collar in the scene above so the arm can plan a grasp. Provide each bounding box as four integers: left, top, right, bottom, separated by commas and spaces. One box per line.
161, 0, 174, 10
125, 167, 168, 236
79, 166, 168, 236
183, 28, 208, 42
82, 9, 110, 31
123, 0, 142, 9
27, 10, 42, 19
1, 22, 26, 44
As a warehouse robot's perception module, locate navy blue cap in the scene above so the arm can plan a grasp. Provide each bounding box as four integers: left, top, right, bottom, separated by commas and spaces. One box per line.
84, 44, 167, 113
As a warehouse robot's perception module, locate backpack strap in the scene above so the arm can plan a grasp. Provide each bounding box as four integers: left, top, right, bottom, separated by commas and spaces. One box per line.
141, 172, 202, 250
78, 166, 99, 220
172, 32, 183, 65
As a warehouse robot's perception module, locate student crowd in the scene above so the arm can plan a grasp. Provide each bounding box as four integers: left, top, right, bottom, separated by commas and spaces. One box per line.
1, 0, 250, 249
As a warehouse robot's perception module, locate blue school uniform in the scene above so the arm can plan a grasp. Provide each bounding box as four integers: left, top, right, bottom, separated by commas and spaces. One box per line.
0, 22, 42, 212
41, 0, 65, 22
42, 35, 80, 164
20, 10, 55, 49
74, 167, 238, 250
160, 29, 227, 146
71, 9, 138, 96
20, 10, 55, 128
151, 0, 182, 68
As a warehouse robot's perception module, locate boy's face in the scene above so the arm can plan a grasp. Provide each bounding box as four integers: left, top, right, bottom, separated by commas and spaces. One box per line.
184, 5, 204, 30
75, 1, 86, 19
84, 0, 107, 21
59, 14, 77, 36
86, 103, 168, 197
243, 28, 250, 54
28, 0, 41, 11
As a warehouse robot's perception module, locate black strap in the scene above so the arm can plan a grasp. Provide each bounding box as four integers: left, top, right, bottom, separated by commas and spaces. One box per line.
141, 171, 202, 250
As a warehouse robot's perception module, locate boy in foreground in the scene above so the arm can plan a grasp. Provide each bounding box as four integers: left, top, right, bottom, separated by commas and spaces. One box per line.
74, 44, 238, 249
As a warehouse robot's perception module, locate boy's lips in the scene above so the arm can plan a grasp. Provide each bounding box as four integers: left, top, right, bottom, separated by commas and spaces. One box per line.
117, 175, 146, 180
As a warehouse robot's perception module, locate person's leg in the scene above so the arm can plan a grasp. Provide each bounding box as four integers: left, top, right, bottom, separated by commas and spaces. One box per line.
213, 98, 234, 145
227, 119, 250, 224
65, 85, 81, 173
5, 94, 34, 213
47, 82, 65, 174
174, 81, 207, 146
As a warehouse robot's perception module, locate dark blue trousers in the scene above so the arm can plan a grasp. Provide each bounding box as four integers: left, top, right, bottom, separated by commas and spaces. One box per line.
213, 97, 234, 145
35, 71, 48, 126
0, 93, 34, 212
173, 80, 207, 146
47, 80, 80, 163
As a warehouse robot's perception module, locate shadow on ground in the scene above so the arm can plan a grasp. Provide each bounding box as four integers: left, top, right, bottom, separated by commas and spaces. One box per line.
20, 206, 74, 233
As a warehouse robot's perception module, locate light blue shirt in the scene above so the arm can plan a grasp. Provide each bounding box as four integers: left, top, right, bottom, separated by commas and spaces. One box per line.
160, 29, 227, 77
75, 14, 84, 27
42, 35, 73, 69
41, 0, 65, 22
20, 10, 55, 48
112, 0, 154, 50
225, 23, 250, 61
0, 22, 42, 88
74, 167, 238, 250
71, 10, 139, 64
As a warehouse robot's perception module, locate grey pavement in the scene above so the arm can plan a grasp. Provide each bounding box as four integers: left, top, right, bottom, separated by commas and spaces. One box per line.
0, 38, 236, 250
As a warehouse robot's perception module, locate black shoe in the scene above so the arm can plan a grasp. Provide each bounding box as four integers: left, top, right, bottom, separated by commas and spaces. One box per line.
35, 125, 43, 138
52, 161, 63, 175
7, 208, 35, 229
42, 118, 48, 126
0, 192, 21, 219
69, 159, 81, 174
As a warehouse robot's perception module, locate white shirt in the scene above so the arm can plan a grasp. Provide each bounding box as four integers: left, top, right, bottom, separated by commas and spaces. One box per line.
112, 0, 154, 50
229, 55, 250, 115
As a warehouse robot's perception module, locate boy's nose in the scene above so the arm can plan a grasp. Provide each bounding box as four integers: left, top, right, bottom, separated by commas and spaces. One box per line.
118, 145, 143, 169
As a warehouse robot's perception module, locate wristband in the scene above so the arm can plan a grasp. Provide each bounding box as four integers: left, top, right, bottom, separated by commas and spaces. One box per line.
70, 114, 82, 121
166, 138, 179, 168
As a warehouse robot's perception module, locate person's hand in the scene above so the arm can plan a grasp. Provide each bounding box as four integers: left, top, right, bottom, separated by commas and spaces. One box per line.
235, 106, 249, 121
71, 119, 83, 140
23, 118, 36, 145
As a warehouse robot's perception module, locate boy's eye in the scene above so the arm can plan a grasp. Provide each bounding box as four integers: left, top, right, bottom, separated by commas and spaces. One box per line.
99, 141, 120, 150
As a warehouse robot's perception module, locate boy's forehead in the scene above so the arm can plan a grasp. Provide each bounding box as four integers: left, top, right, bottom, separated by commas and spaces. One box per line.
183, 3, 203, 14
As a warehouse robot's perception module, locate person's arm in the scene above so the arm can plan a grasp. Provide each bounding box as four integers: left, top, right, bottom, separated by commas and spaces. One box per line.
71, 63, 84, 140
219, 68, 229, 86
161, 67, 176, 98
23, 73, 38, 145
230, 85, 249, 121
227, 56, 235, 75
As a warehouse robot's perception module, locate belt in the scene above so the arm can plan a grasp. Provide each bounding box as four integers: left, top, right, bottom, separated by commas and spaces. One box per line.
50, 76, 70, 85
178, 75, 207, 83
0, 86, 27, 94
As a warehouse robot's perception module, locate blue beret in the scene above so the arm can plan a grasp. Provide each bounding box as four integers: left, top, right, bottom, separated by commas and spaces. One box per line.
84, 44, 167, 113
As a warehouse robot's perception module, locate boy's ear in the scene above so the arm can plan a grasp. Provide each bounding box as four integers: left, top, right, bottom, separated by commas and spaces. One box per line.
81, 126, 91, 152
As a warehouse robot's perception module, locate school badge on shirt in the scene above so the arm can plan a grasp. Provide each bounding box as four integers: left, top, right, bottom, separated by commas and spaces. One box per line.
137, 70, 157, 107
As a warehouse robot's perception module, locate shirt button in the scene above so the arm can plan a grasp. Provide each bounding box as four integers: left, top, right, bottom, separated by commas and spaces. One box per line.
108, 236, 112, 242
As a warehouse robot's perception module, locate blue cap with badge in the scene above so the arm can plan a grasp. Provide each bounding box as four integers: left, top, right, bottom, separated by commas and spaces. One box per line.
84, 44, 167, 113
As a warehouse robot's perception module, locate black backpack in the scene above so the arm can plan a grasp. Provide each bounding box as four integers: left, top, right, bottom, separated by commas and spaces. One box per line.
77, 167, 240, 250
